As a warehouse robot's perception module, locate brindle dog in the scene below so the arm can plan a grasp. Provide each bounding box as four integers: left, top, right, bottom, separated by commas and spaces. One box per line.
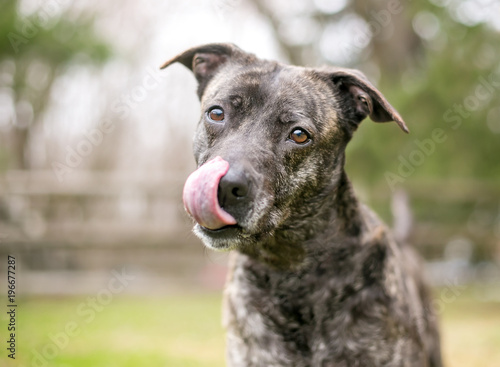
161, 43, 442, 367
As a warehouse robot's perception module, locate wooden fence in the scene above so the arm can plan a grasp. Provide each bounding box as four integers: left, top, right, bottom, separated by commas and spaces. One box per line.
0, 171, 498, 293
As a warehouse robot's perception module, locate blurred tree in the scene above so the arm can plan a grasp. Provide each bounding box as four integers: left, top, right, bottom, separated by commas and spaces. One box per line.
249, 0, 500, 185
0, 1, 111, 169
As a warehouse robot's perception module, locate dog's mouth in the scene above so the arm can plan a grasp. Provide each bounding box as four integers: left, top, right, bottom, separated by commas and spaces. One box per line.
199, 223, 242, 235
194, 223, 249, 251
183, 156, 268, 249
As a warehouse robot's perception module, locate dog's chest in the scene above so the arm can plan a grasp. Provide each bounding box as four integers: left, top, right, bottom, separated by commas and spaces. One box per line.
225, 251, 358, 346
225, 261, 317, 360
223, 245, 399, 363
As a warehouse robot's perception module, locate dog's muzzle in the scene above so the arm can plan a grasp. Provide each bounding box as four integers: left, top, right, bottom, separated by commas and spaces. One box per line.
183, 156, 252, 230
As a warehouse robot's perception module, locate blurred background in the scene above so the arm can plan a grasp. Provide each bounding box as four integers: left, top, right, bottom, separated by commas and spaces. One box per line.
0, 0, 499, 366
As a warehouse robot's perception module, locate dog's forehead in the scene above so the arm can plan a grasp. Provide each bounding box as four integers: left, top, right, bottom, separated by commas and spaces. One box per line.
202, 62, 338, 131
206, 63, 332, 108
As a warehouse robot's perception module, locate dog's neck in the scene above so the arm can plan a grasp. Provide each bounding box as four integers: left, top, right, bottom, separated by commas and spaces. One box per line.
240, 169, 367, 270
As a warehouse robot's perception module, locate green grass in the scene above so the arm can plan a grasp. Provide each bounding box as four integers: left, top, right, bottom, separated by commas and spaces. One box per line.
3, 286, 500, 367
5, 294, 226, 367
438, 285, 500, 367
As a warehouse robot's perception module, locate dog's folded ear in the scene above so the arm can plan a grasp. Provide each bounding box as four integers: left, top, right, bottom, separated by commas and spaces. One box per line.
160, 43, 255, 99
325, 68, 409, 133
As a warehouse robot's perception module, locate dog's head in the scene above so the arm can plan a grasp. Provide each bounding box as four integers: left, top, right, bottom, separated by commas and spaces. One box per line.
161, 43, 407, 251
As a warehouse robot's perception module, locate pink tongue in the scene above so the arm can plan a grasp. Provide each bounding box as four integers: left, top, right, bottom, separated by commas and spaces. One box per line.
183, 156, 237, 230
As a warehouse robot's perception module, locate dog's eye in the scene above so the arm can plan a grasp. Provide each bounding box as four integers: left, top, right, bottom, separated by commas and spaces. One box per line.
208, 107, 225, 122
289, 128, 310, 144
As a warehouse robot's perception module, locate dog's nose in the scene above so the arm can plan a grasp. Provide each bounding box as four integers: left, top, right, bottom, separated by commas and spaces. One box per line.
218, 167, 250, 216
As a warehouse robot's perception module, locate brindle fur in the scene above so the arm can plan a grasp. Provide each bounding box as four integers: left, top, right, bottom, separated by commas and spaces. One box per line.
161, 43, 442, 367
